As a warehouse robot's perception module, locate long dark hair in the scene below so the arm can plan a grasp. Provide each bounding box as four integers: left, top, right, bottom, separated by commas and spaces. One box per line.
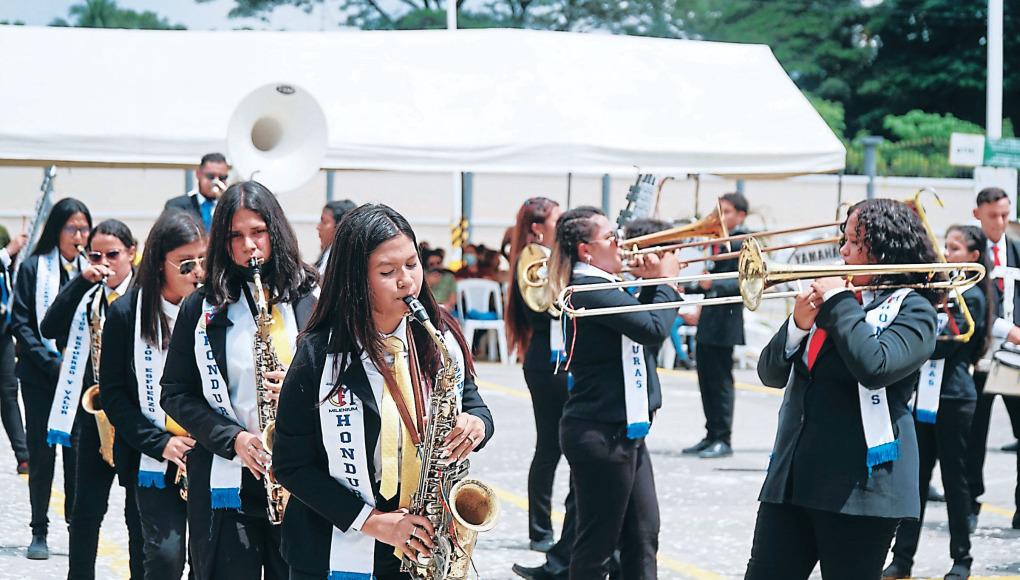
306, 204, 475, 398
134, 211, 205, 349
947, 224, 993, 364
841, 199, 944, 305
548, 206, 605, 302
32, 197, 92, 256
506, 197, 560, 356
204, 181, 316, 307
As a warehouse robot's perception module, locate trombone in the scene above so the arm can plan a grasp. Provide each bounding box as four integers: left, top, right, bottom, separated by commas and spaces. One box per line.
559, 237, 986, 317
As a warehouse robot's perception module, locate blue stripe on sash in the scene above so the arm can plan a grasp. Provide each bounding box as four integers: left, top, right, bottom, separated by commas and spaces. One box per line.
137, 470, 167, 489
210, 487, 242, 510
46, 429, 72, 448
866, 440, 900, 477
626, 421, 650, 440
915, 409, 938, 424
329, 572, 374, 580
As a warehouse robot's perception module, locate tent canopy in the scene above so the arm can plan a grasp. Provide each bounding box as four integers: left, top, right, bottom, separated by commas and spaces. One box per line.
0, 26, 845, 176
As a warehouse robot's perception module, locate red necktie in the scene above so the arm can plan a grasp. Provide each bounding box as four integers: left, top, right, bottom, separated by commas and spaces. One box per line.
993, 245, 1004, 292
806, 328, 827, 370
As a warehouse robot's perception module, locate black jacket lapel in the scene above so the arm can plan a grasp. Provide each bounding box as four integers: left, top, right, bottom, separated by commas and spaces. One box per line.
293, 292, 316, 331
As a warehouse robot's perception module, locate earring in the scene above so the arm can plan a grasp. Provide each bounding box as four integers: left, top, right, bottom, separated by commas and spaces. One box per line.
536, 232, 544, 244
586, 255, 592, 265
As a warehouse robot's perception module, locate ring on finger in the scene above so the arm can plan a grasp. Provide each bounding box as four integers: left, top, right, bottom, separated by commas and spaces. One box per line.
809, 301, 816, 309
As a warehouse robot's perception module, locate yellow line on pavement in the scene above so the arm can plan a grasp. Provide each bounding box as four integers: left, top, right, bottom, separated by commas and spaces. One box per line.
657, 368, 780, 396
475, 379, 530, 400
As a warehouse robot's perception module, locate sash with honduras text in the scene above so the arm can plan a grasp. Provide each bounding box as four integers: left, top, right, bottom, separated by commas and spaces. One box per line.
46, 285, 102, 447
914, 311, 950, 425
572, 263, 650, 439
855, 288, 913, 474
134, 291, 173, 488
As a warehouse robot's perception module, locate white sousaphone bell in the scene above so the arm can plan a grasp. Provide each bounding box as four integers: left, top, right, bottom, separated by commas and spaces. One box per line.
227, 82, 328, 193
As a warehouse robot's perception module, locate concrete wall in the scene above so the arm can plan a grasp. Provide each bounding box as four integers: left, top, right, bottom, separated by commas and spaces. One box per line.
0, 166, 985, 261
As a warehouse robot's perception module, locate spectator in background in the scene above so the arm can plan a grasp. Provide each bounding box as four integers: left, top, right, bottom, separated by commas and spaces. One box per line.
164, 153, 230, 232
0, 224, 29, 475
426, 249, 458, 310
455, 244, 482, 279
479, 245, 509, 284
314, 199, 357, 275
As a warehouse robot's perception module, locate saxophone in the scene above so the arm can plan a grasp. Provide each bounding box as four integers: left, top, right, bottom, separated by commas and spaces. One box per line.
401, 296, 499, 580
82, 283, 116, 467
250, 257, 290, 525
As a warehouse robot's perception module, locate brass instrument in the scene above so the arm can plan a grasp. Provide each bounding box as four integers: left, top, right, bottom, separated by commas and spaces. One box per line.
623, 219, 843, 259
166, 416, 190, 501
516, 243, 559, 315
250, 257, 290, 525
401, 296, 499, 579
621, 201, 729, 253
905, 188, 976, 342
559, 237, 986, 317
82, 287, 116, 467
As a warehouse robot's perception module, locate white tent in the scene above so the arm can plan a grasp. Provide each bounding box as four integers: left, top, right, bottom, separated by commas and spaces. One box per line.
0, 26, 845, 176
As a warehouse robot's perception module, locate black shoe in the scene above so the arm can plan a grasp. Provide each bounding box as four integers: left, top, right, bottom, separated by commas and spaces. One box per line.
682, 438, 712, 455
512, 563, 555, 580
928, 483, 946, 502
529, 538, 555, 553
945, 560, 971, 580
881, 560, 911, 579
1012, 511, 1020, 530
698, 441, 733, 459
26, 535, 48, 560
16, 461, 28, 475
1001, 440, 1018, 452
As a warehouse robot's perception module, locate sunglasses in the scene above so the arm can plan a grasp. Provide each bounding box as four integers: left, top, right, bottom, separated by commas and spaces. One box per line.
86, 249, 124, 263
167, 256, 205, 276
586, 231, 619, 245
204, 173, 229, 182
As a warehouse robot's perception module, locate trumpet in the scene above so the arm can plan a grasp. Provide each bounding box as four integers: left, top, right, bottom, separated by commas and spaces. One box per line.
620, 201, 729, 252
559, 237, 986, 317
623, 220, 843, 259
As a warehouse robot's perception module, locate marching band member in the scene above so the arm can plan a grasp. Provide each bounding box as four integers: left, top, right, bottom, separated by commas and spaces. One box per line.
100, 211, 206, 580
0, 226, 30, 475
11, 198, 92, 560
160, 181, 318, 580
504, 197, 567, 556
551, 206, 681, 580
314, 199, 357, 276
40, 219, 143, 579
272, 203, 494, 580
883, 224, 991, 580
746, 199, 939, 580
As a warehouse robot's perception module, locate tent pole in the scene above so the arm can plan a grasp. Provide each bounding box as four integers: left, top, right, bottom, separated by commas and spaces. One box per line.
184, 169, 193, 194
566, 172, 573, 209
326, 169, 335, 202
601, 174, 611, 213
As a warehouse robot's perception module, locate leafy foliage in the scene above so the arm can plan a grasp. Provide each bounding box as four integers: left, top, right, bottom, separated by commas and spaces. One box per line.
51, 0, 186, 30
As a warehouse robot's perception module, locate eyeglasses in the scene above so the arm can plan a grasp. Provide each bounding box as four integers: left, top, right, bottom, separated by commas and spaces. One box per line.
586, 231, 619, 245
62, 226, 91, 237
86, 249, 124, 263
167, 256, 205, 276
203, 173, 229, 182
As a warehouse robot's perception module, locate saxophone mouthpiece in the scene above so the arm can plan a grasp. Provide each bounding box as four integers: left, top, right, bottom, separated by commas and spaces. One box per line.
403, 295, 431, 325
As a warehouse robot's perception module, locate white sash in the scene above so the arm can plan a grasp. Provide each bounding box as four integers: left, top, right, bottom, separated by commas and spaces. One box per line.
194, 299, 245, 510
134, 291, 171, 488
572, 262, 652, 439
858, 288, 912, 474
46, 286, 98, 447
34, 249, 61, 354
915, 312, 949, 425
319, 354, 377, 579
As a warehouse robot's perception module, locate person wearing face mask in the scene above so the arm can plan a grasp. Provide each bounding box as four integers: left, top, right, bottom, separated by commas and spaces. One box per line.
271, 203, 493, 579
314, 199, 357, 276
160, 182, 319, 580
41, 219, 143, 579
745, 199, 939, 580
11, 197, 92, 560
164, 153, 230, 233
455, 245, 481, 280
966, 186, 1020, 531
99, 210, 206, 580
550, 206, 681, 580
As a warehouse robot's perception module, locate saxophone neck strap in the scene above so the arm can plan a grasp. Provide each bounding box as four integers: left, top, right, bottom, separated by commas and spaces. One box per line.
404, 324, 428, 437
379, 324, 423, 447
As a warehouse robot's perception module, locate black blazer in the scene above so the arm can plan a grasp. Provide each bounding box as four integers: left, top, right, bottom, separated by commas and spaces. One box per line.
563, 275, 678, 425
931, 285, 987, 401
40, 273, 103, 392
99, 288, 178, 487
11, 254, 73, 387
756, 290, 937, 519
273, 328, 495, 576
695, 228, 745, 347
164, 194, 204, 226
508, 273, 557, 373
0, 256, 13, 336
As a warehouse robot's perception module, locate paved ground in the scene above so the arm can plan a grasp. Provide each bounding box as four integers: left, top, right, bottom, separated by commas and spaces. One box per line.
0, 363, 1017, 579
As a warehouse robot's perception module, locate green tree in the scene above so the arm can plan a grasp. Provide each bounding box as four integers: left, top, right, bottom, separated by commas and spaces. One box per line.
51, 0, 186, 30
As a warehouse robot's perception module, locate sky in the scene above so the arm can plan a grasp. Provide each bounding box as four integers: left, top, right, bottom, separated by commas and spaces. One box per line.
0, 0, 348, 31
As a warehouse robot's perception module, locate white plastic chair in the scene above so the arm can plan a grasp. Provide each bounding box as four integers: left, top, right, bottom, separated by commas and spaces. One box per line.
456, 279, 510, 365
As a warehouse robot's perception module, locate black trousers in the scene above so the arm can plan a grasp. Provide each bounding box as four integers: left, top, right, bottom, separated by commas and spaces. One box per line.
561, 417, 658, 580
206, 511, 287, 580
540, 483, 575, 577
22, 376, 76, 536
68, 416, 145, 580
135, 483, 188, 580
524, 368, 569, 543
695, 343, 735, 444
966, 371, 1020, 511
0, 333, 28, 463
891, 399, 975, 566
744, 502, 899, 580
